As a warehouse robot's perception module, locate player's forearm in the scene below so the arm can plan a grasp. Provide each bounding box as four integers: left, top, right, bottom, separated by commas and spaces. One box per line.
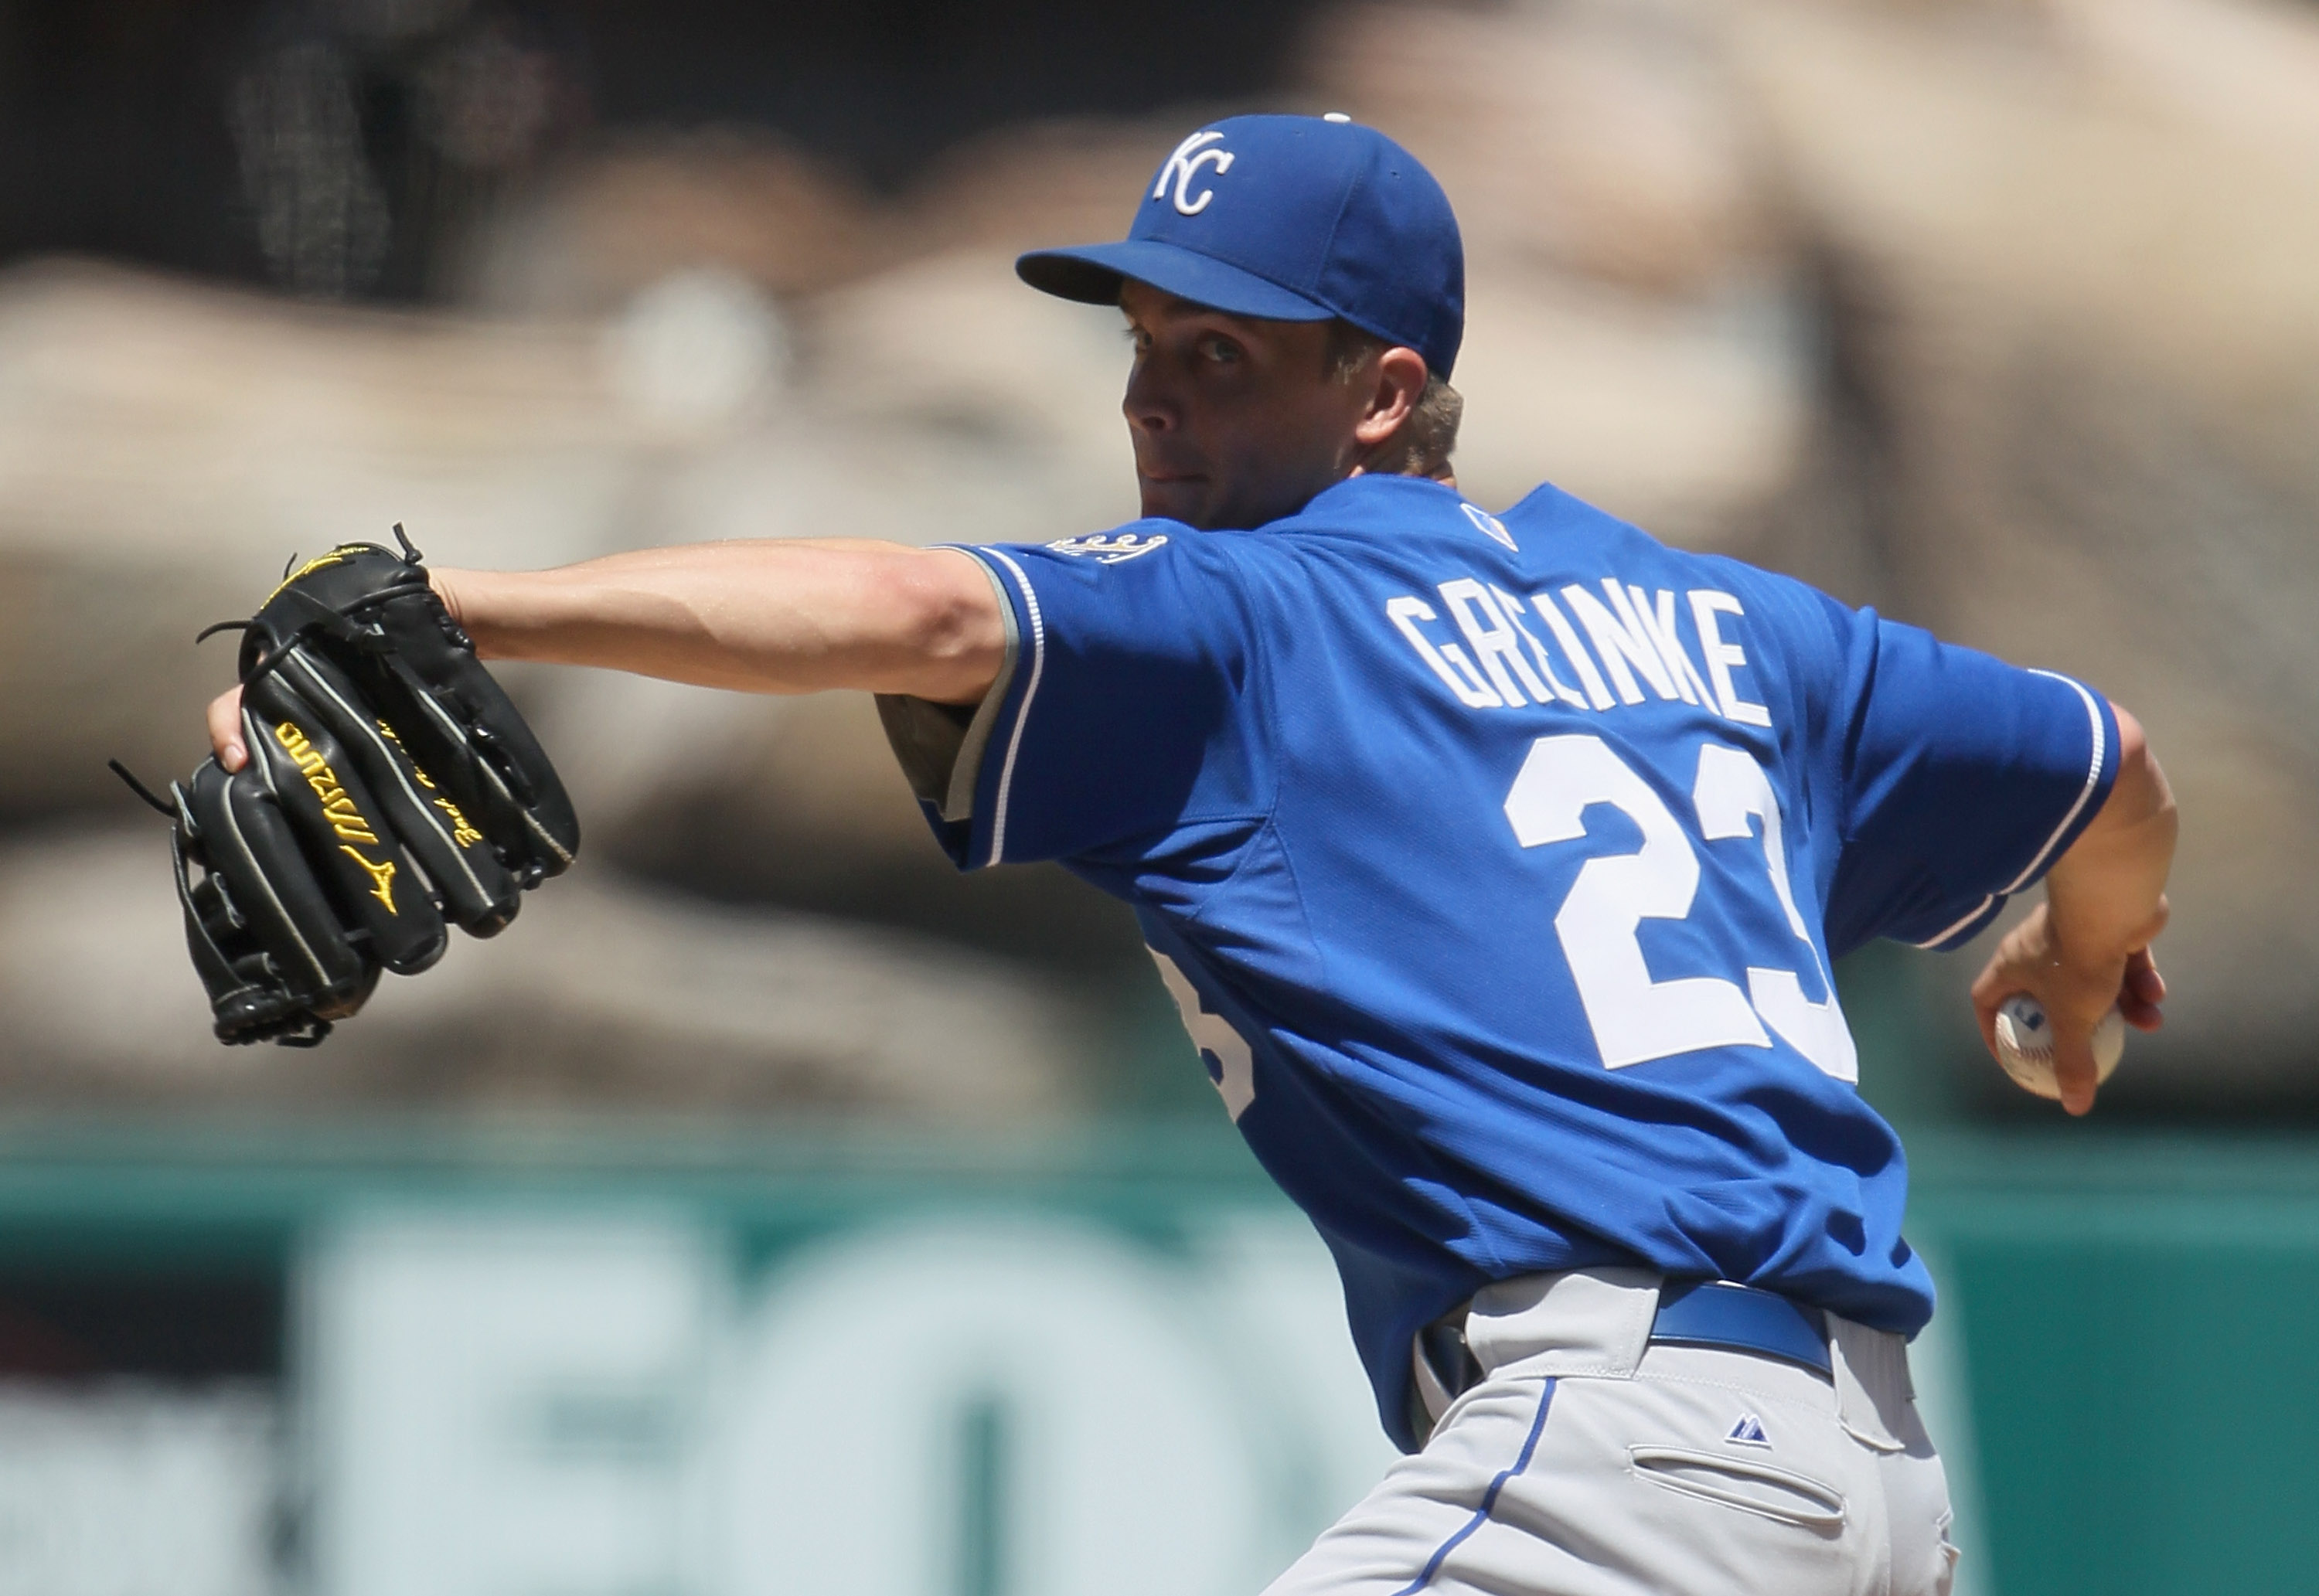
428, 540, 1005, 705
2041, 706, 2176, 964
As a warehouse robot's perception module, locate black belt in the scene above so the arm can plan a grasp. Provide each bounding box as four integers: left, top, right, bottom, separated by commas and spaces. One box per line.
1417, 1278, 1833, 1420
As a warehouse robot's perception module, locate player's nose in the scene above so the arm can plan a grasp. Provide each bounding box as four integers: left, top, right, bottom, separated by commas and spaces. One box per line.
1122, 357, 1178, 434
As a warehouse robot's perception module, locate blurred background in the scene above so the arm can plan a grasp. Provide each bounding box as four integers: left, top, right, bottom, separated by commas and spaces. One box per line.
0, 0, 2314, 1591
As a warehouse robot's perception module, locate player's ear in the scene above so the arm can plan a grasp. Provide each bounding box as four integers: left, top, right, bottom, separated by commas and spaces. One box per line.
1353, 346, 1429, 450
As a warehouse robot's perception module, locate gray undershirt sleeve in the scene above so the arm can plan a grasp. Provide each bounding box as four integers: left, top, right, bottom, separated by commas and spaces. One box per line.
872, 553, 1020, 825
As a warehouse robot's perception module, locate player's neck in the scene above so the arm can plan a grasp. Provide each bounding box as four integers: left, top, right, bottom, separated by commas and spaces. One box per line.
1346, 464, 1457, 489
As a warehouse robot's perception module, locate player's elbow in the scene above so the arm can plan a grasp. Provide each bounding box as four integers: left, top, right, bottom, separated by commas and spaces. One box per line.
2101, 703, 2177, 842
887, 550, 1006, 705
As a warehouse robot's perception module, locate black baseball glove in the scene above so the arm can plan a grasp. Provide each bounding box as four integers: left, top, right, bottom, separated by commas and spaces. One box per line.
114, 528, 578, 1046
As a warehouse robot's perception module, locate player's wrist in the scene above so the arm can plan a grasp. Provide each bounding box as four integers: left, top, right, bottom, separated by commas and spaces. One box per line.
427, 567, 464, 622
427, 567, 485, 650
426, 566, 558, 665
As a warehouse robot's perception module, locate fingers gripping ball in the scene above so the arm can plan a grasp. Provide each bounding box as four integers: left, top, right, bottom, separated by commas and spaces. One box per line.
117, 527, 579, 1046
1993, 994, 2125, 1101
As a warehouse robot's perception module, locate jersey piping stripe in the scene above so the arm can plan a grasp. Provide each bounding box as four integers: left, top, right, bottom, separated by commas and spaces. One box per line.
2003, 671, 2108, 893
1908, 672, 2107, 951
1909, 897, 1995, 951
1388, 1378, 1558, 1596
978, 547, 1047, 866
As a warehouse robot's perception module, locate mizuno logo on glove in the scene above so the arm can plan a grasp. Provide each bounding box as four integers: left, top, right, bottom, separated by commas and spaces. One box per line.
337, 846, 400, 914
274, 720, 380, 845
114, 528, 581, 1047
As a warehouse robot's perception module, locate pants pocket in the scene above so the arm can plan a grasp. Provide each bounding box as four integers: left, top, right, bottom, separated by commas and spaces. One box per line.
1629, 1445, 1847, 1531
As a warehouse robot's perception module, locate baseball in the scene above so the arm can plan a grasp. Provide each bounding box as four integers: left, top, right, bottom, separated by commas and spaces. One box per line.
1992, 994, 2125, 1099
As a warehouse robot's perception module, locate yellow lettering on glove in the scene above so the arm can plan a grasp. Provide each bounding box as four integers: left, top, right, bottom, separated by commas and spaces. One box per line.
339, 846, 398, 914
376, 719, 484, 848
262, 545, 366, 605
273, 721, 380, 844
374, 719, 432, 786
431, 796, 485, 848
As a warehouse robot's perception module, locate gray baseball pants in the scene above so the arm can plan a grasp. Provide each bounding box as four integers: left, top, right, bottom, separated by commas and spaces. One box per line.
1262, 1268, 1960, 1596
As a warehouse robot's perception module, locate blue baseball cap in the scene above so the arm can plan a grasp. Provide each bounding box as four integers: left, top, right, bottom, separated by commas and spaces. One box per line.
1016, 114, 1466, 380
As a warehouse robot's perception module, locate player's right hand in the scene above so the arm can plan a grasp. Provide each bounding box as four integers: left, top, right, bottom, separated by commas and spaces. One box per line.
208, 685, 247, 772
1970, 899, 2167, 1115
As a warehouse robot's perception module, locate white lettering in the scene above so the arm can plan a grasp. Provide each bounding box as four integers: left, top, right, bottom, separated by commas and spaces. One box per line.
1688, 590, 1772, 727
1387, 595, 1503, 709
1490, 587, 1589, 708
1562, 581, 1677, 704
1386, 572, 1779, 728
1440, 580, 1551, 706
1524, 590, 1615, 710
1627, 585, 1719, 712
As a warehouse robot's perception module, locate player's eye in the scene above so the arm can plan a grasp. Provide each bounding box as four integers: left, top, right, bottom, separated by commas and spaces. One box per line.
1197, 333, 1241, 365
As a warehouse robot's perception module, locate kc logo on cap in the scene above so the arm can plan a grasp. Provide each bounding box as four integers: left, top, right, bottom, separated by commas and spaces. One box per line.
1016, 113, 1466, 380
1153, 131, 1236, 216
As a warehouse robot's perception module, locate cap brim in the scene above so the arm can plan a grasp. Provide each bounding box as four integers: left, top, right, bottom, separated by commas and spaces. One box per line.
1016, 240, 1333, 322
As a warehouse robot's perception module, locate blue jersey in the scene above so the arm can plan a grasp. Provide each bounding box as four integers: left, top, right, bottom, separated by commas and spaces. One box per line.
883, 474, 2116, 1449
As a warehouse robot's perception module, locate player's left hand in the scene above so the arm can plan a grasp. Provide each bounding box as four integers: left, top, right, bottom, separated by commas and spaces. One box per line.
126, 533, 581, 1046
1969, 899, 2167, 1115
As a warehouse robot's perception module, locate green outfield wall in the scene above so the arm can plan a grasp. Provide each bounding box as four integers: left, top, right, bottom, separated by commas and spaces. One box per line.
0, 1118, 2308, 1596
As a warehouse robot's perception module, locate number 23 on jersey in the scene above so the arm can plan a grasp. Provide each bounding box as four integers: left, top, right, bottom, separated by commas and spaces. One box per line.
1505, 733, 1855, 1081
1156, 731, 1855, 1122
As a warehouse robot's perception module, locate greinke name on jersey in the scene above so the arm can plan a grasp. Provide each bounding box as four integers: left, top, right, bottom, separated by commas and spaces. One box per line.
1388, 569, 1770, 726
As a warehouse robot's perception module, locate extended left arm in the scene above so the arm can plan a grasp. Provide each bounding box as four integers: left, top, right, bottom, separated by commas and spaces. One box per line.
209, 539, 1006, 771
433, 539, 1006, 700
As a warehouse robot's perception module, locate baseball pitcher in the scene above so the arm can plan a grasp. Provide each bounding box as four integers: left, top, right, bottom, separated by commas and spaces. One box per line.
196, 116, 2174, 1594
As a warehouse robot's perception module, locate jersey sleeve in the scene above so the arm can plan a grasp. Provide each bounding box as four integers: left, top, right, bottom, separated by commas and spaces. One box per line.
1820, 607, 2120, 955
877, 529, 1271, 870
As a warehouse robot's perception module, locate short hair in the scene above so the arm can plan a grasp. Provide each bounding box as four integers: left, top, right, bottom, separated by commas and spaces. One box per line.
1323, 320, 1463, 477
